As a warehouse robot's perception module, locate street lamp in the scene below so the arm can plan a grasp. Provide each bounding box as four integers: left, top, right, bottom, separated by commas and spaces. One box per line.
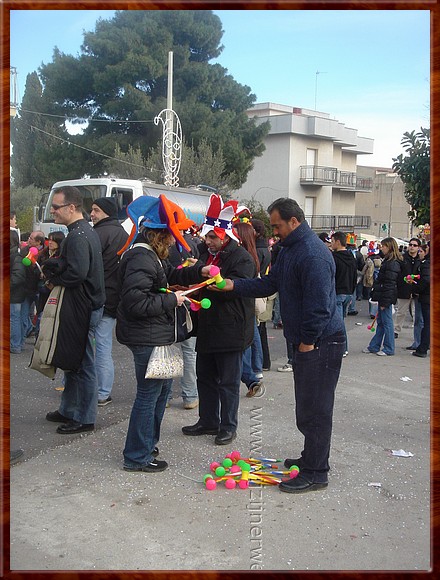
388, 175, 398, 236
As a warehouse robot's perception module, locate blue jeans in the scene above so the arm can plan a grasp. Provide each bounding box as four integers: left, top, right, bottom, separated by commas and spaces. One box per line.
10, 302, 23, 352
410, 297, 424, 349
95, 314, 116, 400
272, 294, 281, 325
196, 350, 242, 432
335, 294, 351, 352
123, 345, 172, 467
367, 305, 395, 355
20, 295, 36, 344
59, 307, 103, 424
292, 331, 345, 482
417, 302, 430, 354
180, 336, 198, 402
347, 291, 357, 313
241, 320, 263, 387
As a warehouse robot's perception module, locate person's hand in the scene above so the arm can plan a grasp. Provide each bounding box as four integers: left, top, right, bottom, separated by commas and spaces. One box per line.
200, 265, 213, 278
298, 343, 314, 352
186, 258, 198, 266
45, 281, 54, 291
207, 278, 234, 292
174, 290, 188, 306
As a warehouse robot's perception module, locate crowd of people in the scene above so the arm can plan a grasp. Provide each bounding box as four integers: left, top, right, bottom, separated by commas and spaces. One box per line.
10, 195, 430, 490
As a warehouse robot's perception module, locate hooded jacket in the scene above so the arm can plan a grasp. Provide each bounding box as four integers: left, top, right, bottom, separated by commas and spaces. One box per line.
93, 217, 128, 317
332, 249, 357, 295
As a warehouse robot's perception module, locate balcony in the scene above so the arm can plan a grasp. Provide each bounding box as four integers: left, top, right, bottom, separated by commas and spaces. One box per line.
305, 214, 371, 231
300, 166, 373, 191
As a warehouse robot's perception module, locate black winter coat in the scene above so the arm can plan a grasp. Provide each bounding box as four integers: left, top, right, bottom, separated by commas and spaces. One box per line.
195, 240, 256, 353
396, 252, 421, 299
11, 249, 26, 304
371, 257, 402, 308
93, 217, 128, 317
414, 256, 430, 304
116, 239, 204, 347
256, 237, 271, 276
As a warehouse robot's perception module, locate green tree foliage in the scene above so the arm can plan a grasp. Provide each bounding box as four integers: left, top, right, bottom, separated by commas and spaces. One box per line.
241, 198, 272, 238
11, 10, 268, 190
103, 144, 147, 179
392, 128, 430, 225
10, 184, 46, 233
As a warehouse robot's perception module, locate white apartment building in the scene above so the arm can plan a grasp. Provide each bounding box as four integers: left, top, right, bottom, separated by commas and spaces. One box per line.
234, 102, 375, 233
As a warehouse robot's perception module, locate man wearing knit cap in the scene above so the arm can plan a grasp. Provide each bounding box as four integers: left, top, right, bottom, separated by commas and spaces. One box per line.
90, 197, 128, 406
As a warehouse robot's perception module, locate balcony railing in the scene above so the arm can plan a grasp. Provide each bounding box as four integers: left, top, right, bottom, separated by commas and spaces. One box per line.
300, 166, 373, 191
305, 214, 371, 231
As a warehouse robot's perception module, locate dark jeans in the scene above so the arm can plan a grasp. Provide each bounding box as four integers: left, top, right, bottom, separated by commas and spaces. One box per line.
417, 302, 430, 354
123, 345, 173, 468
292, 331, 345, 483
196, 350, 242, 432
258, 322, 271, 369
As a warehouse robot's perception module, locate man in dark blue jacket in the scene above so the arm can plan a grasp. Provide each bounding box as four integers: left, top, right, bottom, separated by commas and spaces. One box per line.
218, 198, 345, 493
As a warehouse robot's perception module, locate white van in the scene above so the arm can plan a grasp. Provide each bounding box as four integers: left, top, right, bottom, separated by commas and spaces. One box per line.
33, 178, 212, 237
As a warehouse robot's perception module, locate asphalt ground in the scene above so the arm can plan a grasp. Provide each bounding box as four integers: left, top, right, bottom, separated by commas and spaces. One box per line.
8, 300, 431, 572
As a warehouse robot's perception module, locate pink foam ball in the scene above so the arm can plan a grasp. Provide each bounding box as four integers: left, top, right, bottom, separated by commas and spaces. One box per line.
230, 465, 241, 474
190, 303, 201, 311
209, 265, 220, 276
289, 469, 299, 479
238, 479, 249, 489
205, 478, 217, 490
224, 453, 232, 459
225, 479, 236, 489
210, 462, 220, 472
230, 451, 241, 462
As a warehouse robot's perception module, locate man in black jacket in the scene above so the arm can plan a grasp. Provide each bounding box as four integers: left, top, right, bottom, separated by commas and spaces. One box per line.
330, 232, 357, 355
91, 197, 128, 406
182, 195, 256, 445
45, 186, 106, 434
394, 237, 421, 339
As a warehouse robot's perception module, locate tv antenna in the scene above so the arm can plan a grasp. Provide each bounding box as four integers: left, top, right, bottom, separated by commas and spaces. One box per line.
314, 70, 327, 110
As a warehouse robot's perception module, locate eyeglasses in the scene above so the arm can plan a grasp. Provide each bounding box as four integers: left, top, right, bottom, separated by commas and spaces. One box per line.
51, 203, 72, 210
408, 243, 420, 247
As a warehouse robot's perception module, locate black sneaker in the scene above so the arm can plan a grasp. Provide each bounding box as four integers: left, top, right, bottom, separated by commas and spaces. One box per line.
46, 410, 70, 423
123, 459, 168, 472
152, 447, 159, 457
98, 396, 113, 407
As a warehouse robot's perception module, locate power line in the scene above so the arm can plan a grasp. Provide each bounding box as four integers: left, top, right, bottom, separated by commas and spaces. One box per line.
19, 107, 156, 124
26, 122, 162, 173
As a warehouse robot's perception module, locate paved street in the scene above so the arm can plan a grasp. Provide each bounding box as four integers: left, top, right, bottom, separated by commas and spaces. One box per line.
9, 300, 431, 571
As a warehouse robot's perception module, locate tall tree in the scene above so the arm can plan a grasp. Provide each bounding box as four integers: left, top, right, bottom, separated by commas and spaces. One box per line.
12, 10, 268, 189
392, 128, 430, 225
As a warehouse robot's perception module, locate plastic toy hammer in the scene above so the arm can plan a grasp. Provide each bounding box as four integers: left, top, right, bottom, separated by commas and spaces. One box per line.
159, 288, 211, 311
404, 274, 420, 284
22, 246, 42, 274
180, 265, 226, 297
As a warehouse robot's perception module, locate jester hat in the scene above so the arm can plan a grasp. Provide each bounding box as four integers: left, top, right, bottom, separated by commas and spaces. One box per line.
117, 194, 195, 255
200, 194, 241, 242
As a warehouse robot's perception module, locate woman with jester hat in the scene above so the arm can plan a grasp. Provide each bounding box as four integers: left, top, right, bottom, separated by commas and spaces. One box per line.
181, 194, 256, 446
116, 195, 212, 472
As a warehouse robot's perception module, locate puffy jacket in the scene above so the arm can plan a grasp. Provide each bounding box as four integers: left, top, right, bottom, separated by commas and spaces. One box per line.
11, 249, 26, 304
116, 240, 203, 347
256, 237, 271, 276
195, 240, 256, 353
93, 217, 128, 317
371, 257, 402, 307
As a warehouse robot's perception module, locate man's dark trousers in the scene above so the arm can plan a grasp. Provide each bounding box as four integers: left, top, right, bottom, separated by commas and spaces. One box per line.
292, 331, 345, 483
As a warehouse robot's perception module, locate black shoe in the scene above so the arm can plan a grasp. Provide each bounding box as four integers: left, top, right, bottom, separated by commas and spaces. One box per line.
123, 459, 168, 472
46, 410, 70, 423
284, 457, 303, 470
406, 346, 417, 350
347, 311, 358, 316
215, 430, 237, 445
412, 351, 427, 358
152, 447, 159, 457
10, 449, 24, 464
182, 422, 218, 436
246, 381, 264, 398
394, 333, 399, 338
279, 474, 328, 494
56, 421, 94, 434
98, 396, 112, 407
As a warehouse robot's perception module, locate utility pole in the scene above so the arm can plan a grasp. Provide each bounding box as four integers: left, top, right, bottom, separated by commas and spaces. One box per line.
314, 70, 327, 110
10, 67, 18, 117
388, 175, 398, 236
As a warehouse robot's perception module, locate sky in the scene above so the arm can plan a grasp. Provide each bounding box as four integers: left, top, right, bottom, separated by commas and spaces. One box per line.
9, 9, 430, 168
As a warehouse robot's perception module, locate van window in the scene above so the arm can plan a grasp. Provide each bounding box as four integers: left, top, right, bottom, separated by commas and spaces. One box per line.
111, 188, 134, 220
